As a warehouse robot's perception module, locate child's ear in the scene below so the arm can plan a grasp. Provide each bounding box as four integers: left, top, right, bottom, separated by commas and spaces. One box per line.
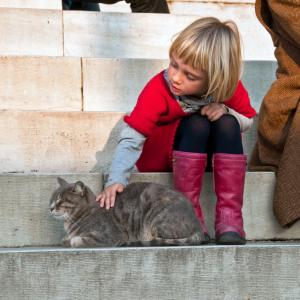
73, 181, 85, 197
57, 177, 68, 187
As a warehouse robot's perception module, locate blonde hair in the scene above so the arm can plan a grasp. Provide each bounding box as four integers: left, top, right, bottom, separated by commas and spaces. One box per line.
169, 17, 242, 102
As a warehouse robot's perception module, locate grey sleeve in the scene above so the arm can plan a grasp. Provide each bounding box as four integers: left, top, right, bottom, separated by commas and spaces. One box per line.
224, 105, 254, 132
105, 124, 146, 188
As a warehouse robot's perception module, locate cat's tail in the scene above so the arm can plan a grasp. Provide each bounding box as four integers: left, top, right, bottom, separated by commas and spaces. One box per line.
141, 231, 204, 247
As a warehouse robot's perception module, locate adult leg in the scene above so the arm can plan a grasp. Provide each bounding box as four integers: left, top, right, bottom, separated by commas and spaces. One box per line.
63, 0, 100, 11
211, 115, 246, 244
173, 115, 210, 241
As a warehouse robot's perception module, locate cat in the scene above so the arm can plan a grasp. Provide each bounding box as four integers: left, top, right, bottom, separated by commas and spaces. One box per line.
49, 177, 205, 247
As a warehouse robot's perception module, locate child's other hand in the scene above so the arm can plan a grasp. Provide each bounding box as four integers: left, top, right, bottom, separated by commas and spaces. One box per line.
201, 103, 227, 121
96, 183, 125, 210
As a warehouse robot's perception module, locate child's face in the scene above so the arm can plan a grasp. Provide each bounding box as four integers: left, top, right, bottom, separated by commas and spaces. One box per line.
168, 55, 208, 97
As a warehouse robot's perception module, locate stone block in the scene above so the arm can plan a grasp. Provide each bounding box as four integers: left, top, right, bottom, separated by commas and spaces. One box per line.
0, 8, 62, 56
0, 57, 81, 110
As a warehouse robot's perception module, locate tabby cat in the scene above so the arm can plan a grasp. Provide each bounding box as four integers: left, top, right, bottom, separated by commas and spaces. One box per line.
49, 177, 204, 247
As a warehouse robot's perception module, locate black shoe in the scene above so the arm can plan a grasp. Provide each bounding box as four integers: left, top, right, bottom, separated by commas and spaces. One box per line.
202, 233, 211, 244
216, 232, 246, 245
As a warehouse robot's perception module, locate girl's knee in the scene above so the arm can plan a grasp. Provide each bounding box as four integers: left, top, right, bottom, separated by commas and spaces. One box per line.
182, 114, 209, 127
214, 115, 240, 132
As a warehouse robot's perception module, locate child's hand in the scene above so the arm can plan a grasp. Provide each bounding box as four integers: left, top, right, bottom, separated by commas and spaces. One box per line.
201, 103, 227, 121
96, 183, 125, 210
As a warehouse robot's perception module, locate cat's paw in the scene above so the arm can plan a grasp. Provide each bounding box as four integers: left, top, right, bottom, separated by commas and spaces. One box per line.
62, 237, 71, 247
70, 236, 85, 248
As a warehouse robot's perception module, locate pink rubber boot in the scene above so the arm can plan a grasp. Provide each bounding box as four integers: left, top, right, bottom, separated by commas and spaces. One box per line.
213, 153, 247, 245
173, 150, 209, 242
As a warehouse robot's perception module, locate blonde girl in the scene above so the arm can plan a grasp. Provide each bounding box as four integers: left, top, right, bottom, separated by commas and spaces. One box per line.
97, 17, 256, 245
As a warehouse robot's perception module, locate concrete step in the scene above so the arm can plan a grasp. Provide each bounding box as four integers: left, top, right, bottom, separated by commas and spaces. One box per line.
0, 56, 82, 111
0, 8, 273, 59
168, 0, 256, 15
1, 172, 300, 248
0, 8, 63, 56
0, 56, 276, 111
64, 11, 274, 60
0, 111, 257, 173
0, 243, 300, 299
0, 173, 102, 247
82, 58, 276, 112
0, 0, 61, 9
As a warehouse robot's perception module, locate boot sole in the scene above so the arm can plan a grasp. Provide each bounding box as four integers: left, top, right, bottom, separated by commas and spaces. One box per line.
216, 232, 246, 245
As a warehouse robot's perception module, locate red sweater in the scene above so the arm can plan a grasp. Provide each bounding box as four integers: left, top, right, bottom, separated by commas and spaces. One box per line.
124, 71, 256, 172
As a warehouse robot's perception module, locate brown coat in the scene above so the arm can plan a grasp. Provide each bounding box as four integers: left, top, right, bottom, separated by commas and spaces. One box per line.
250, 0, 300, 226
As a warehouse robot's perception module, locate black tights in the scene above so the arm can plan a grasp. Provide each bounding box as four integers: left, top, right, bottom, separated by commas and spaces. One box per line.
174, 114, 243, 154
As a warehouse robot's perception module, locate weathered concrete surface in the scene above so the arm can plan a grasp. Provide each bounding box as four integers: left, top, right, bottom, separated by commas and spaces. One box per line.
0, 174, 102, 247
1, 172, 299, 247
0, 57, 81, 110
168, 1, 256, 15
0, 57, 275, 111
83, 58, 276, 112
0, 111, 257, 173
0, 111, 124, 173
82, 58, 169, 112
0, 8, 62, 56
100, 1, 130, 12
0, 0, 62, 9
0, 244, 300, 300
64, 11, 274, 60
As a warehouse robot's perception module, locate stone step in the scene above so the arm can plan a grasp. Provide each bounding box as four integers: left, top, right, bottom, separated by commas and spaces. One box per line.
0, 0, 61, 9
0, 243, 299, 299
1, 172, 300, 248
0, 56, 276, 111
0, 8, 63, 56
0, 8, 273, 59
64, 11, 274, 60
0, 111, 257, 173
0, 56, 82, 111
82, 58, 275, 112
168, 0, 256, 15
0, 174, 102, 247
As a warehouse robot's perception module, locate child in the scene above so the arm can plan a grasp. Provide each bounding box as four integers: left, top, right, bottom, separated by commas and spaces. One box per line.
96, 17, 256, 245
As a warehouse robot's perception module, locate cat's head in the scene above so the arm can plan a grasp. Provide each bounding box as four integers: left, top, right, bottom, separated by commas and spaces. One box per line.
49, 177, 95, 220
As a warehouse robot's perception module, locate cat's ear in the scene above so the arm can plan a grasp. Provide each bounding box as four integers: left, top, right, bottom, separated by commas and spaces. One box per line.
73, 181, 85, 197
57, 177, 68, 187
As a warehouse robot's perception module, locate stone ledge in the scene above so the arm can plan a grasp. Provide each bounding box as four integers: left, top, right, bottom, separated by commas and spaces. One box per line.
0, 0, 62, 9
0, 111, 256, 173
64, 11, 274, 60
1, 172, 300, 248
0, 56, 81, 110
0, 244, 299, 300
